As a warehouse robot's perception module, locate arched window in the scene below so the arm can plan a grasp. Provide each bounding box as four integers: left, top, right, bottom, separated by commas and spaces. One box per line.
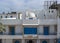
27, 40, 33, 43
10, 16, 13, 18
15, 40, 20, 43
42, 40, 47, 43
1, 16, 2, 18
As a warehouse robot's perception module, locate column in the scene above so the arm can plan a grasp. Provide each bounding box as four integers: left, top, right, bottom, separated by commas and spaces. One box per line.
6, 39, 12, 43
49, 39, 54, 43
22, 39, 25, 43
37, 39, 40, 43
2, 39, 6, 43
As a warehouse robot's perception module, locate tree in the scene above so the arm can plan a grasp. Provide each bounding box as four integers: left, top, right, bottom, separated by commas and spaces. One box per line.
0, 23, 6, 33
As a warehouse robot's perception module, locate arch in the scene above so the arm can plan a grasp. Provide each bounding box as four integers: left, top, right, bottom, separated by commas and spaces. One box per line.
27, 40, 33, 43
42, 40, 47, 43
15, 40, 20, 43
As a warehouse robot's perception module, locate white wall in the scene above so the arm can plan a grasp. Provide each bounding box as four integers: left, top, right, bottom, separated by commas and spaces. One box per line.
37, 26, 43, 34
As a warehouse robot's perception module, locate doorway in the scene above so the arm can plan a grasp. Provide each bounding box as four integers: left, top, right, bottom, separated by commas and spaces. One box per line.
0, 39, 2, 43
42, 40, 47, 43
15, 40, 20, 43
27, 40, 33, 43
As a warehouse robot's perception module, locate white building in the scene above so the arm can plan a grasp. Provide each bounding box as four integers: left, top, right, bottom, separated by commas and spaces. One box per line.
0, 1, 60, 43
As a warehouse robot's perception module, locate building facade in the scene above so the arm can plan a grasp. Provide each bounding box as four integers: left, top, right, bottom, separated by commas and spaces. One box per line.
0, 1, 60, 43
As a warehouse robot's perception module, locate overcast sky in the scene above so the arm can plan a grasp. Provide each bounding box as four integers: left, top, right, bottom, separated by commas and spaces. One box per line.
0, 0, 59, 13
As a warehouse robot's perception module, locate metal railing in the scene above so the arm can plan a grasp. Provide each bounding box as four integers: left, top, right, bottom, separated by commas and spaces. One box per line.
38, 32, 57, 35
0, 33, 23, 35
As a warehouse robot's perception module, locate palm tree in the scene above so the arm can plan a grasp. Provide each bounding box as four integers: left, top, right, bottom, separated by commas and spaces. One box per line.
0, 23, 6, 34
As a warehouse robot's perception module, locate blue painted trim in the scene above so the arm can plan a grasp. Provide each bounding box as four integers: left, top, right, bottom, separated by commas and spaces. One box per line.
44, 26, 49, 35
24, 28, 37, 34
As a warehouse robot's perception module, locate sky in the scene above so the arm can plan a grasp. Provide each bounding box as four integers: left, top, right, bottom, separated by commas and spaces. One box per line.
0, 0, 59, 13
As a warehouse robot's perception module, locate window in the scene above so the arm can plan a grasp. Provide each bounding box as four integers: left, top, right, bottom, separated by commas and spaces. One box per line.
49, 10, 50, 13
0, 32, 3, 35
44, 26, 49, 35
0, 39, 2, 43
5, 16, 7, 18
42, 40, 47, 43
10, 16, 13, 18
1, 16, 2, 18
9, 26, 15, 35
52, 10, 53, 13
27, 40, 33, 43
58, 39, 60, 43
15, 40, 20, 43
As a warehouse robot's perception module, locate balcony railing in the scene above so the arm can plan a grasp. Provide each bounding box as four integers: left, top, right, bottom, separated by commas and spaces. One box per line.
38, 33, 57, 35
0, 32, 57, 35
0, 33, 23, 35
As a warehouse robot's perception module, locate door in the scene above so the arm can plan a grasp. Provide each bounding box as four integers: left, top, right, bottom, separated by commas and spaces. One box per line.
44, 26, 49, 35
42, 40, 47, 43
15, 40, 20, 43
0, 39, 2, 43
9, 26, 15, 35
27, 40, 33, 43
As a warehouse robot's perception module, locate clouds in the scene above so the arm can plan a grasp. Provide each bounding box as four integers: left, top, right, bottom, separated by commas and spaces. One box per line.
0, 0, 45, 12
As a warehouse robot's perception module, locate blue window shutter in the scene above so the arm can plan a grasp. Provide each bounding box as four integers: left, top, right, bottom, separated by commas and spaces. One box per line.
44, 26, 49, 35
9, 26, 15, 35
24, 28, 37, 34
